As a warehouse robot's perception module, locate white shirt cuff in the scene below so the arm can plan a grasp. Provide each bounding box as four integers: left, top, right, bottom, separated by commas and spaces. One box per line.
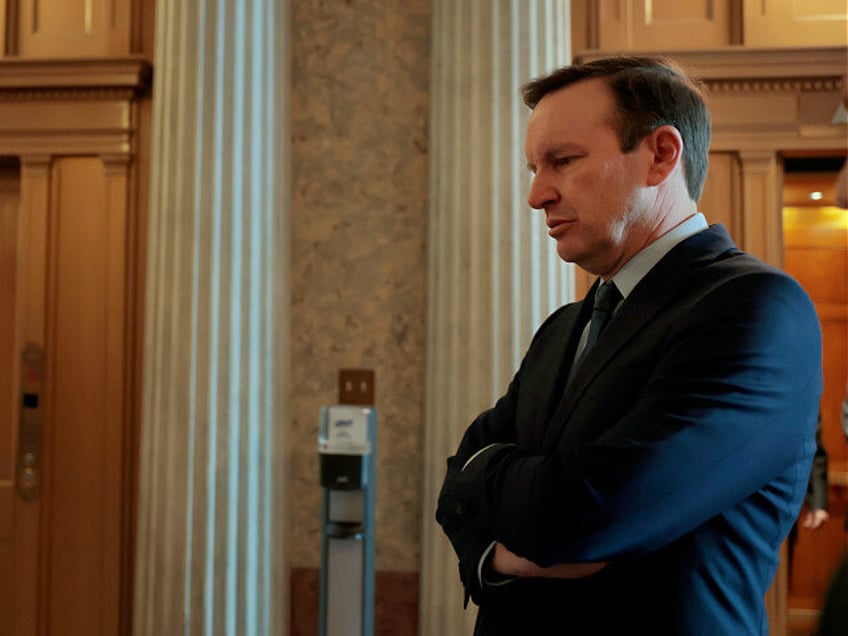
477, 541, 516, 588
462, 444, 500, 471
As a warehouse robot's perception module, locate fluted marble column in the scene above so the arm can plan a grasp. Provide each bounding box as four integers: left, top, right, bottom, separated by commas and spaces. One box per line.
134, 1, 289, 634
420, 2, 573, 634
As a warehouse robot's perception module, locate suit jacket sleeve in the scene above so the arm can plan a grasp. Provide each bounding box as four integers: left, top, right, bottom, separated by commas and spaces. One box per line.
438, 270, 823, 567
448, 302, 574, 465
435, 305, 574, 602
435, 353, 528, 604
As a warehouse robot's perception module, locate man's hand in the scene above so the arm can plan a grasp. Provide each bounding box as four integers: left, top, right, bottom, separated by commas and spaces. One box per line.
491, 542, 607, 579
802, 509, 830, 530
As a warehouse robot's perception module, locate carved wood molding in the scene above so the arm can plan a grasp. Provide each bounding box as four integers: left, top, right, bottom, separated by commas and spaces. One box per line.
675, 48, 845, 94
576, 47, 846, 91
706, 79, 840, 94
19, 155, 52, 177
0, 57, 150, 156
576, 47, 848, 152
0, 88, 138, 101
0, 56, 152, 98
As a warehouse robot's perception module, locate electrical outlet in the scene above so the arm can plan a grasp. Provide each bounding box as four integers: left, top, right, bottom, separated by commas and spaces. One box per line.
338, 369, 375, 406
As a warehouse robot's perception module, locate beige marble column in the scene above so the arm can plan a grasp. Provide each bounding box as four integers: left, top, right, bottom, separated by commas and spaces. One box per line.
133, 1, 290, 634
420, 2, 573, 633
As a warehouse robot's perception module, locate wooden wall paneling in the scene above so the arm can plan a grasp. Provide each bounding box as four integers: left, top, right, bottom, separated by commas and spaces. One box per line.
0, 162, 19, 636
769, 542, 789, 636
739, 151, 783, 265
783, 207, 848, 303
3, 0, 17, 56
782, 196, 848, 632
593, 0, 734, 51
1, 0, 6, 55
744, 0, 848, 48
631, 0, 733, 49
573, 265, 593, 299
579, 48, 846, 156
0, 56, 150, 635
0, 60, 150, 157
133, 0, 156, 55
124, 76, 149, 636
596, 0, 630, 51
14, 154, 51, 636
102, 152, 136, 636
104, 154, 132, 634
698, 151, 742, 242
708, 93, 800, 137
0, 96, 131, 156
817, 296, 848, 480
570, 0, 593, 54
0, 166, 17, 501
0, 58, 150, 90
783, 197, 848, 471
574, 1, 845, 52
17, 0, 132, 57
45, 156, 123, 635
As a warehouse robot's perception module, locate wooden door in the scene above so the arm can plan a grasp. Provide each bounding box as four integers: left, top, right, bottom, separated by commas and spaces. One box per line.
0, 156, 133, 636
0, 160, 21, 635
782, 167, 848, 635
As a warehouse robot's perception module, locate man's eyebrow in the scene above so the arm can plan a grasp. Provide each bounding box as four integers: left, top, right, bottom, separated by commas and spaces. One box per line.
543, 143, 583, 157
526, 143, 584, 171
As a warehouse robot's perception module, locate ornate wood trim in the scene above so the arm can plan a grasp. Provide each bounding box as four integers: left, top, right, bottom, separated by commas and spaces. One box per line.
577, 47, 846, 86
0, 57, 150, 157
705, 78, 840, 93
576, 47, 848, 152
0, 57, 151, 94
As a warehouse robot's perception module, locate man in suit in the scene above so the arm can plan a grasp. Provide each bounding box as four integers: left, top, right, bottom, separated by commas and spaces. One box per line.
436, 56, 823, 635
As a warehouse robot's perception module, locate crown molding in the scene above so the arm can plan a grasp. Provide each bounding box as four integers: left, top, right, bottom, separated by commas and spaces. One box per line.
575, 47, 847, 152
0, 57, 150, 155
575, 47, 846, 91
0, 56, 152, 97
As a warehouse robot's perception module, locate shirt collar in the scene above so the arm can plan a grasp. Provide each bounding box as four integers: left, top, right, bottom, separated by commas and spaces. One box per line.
610, 213, 708, 300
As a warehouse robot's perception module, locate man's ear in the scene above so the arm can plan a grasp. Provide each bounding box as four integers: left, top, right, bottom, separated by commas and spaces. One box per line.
644, 125, 684, 187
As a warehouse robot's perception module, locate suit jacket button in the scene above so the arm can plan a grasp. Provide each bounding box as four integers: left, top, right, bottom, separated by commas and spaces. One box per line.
455, 501, 464, 515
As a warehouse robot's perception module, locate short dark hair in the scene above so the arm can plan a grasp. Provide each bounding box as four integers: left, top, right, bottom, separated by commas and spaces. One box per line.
522, 56, 711, 201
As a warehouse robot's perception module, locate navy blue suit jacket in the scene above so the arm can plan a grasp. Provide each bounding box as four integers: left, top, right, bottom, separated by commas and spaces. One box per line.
437, 225, 823, 635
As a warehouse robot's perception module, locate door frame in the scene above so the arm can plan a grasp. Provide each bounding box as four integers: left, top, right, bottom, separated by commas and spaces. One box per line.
0, 57, 151, 635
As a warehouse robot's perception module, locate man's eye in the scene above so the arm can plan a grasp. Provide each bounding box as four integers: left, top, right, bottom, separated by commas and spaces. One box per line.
553, 156, 574, 167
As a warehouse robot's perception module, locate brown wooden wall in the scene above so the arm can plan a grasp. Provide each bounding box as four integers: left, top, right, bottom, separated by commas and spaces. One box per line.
783, 171, 848, 635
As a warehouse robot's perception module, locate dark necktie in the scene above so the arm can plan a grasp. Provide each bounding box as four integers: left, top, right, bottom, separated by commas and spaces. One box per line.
583, 281, 623, 355
568, 281, 623, 383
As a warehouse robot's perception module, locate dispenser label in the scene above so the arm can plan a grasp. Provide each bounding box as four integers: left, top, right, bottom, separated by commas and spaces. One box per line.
320, 405, 372, 455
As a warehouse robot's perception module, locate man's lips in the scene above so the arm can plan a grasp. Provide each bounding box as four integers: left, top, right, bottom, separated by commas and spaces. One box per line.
547, 218, 573, 237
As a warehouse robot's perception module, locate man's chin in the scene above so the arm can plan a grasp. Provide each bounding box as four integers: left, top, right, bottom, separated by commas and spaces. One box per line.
555, 242, 582, 265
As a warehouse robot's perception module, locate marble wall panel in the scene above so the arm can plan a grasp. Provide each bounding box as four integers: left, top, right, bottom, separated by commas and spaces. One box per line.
290, 0, 431, 571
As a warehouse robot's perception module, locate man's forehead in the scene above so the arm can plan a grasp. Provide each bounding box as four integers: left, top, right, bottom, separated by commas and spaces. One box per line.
529, 78, 614, 123
524, 96, 612, 157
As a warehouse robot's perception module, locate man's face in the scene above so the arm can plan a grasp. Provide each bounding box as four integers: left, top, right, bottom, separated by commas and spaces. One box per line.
524, 78, 655, 277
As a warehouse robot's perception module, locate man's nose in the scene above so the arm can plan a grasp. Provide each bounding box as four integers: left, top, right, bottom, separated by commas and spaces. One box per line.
527, 173, 557, 210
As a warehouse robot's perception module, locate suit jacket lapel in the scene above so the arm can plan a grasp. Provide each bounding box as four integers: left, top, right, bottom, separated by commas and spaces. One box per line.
540, 225, 740, 451
521, 294, 594, 451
